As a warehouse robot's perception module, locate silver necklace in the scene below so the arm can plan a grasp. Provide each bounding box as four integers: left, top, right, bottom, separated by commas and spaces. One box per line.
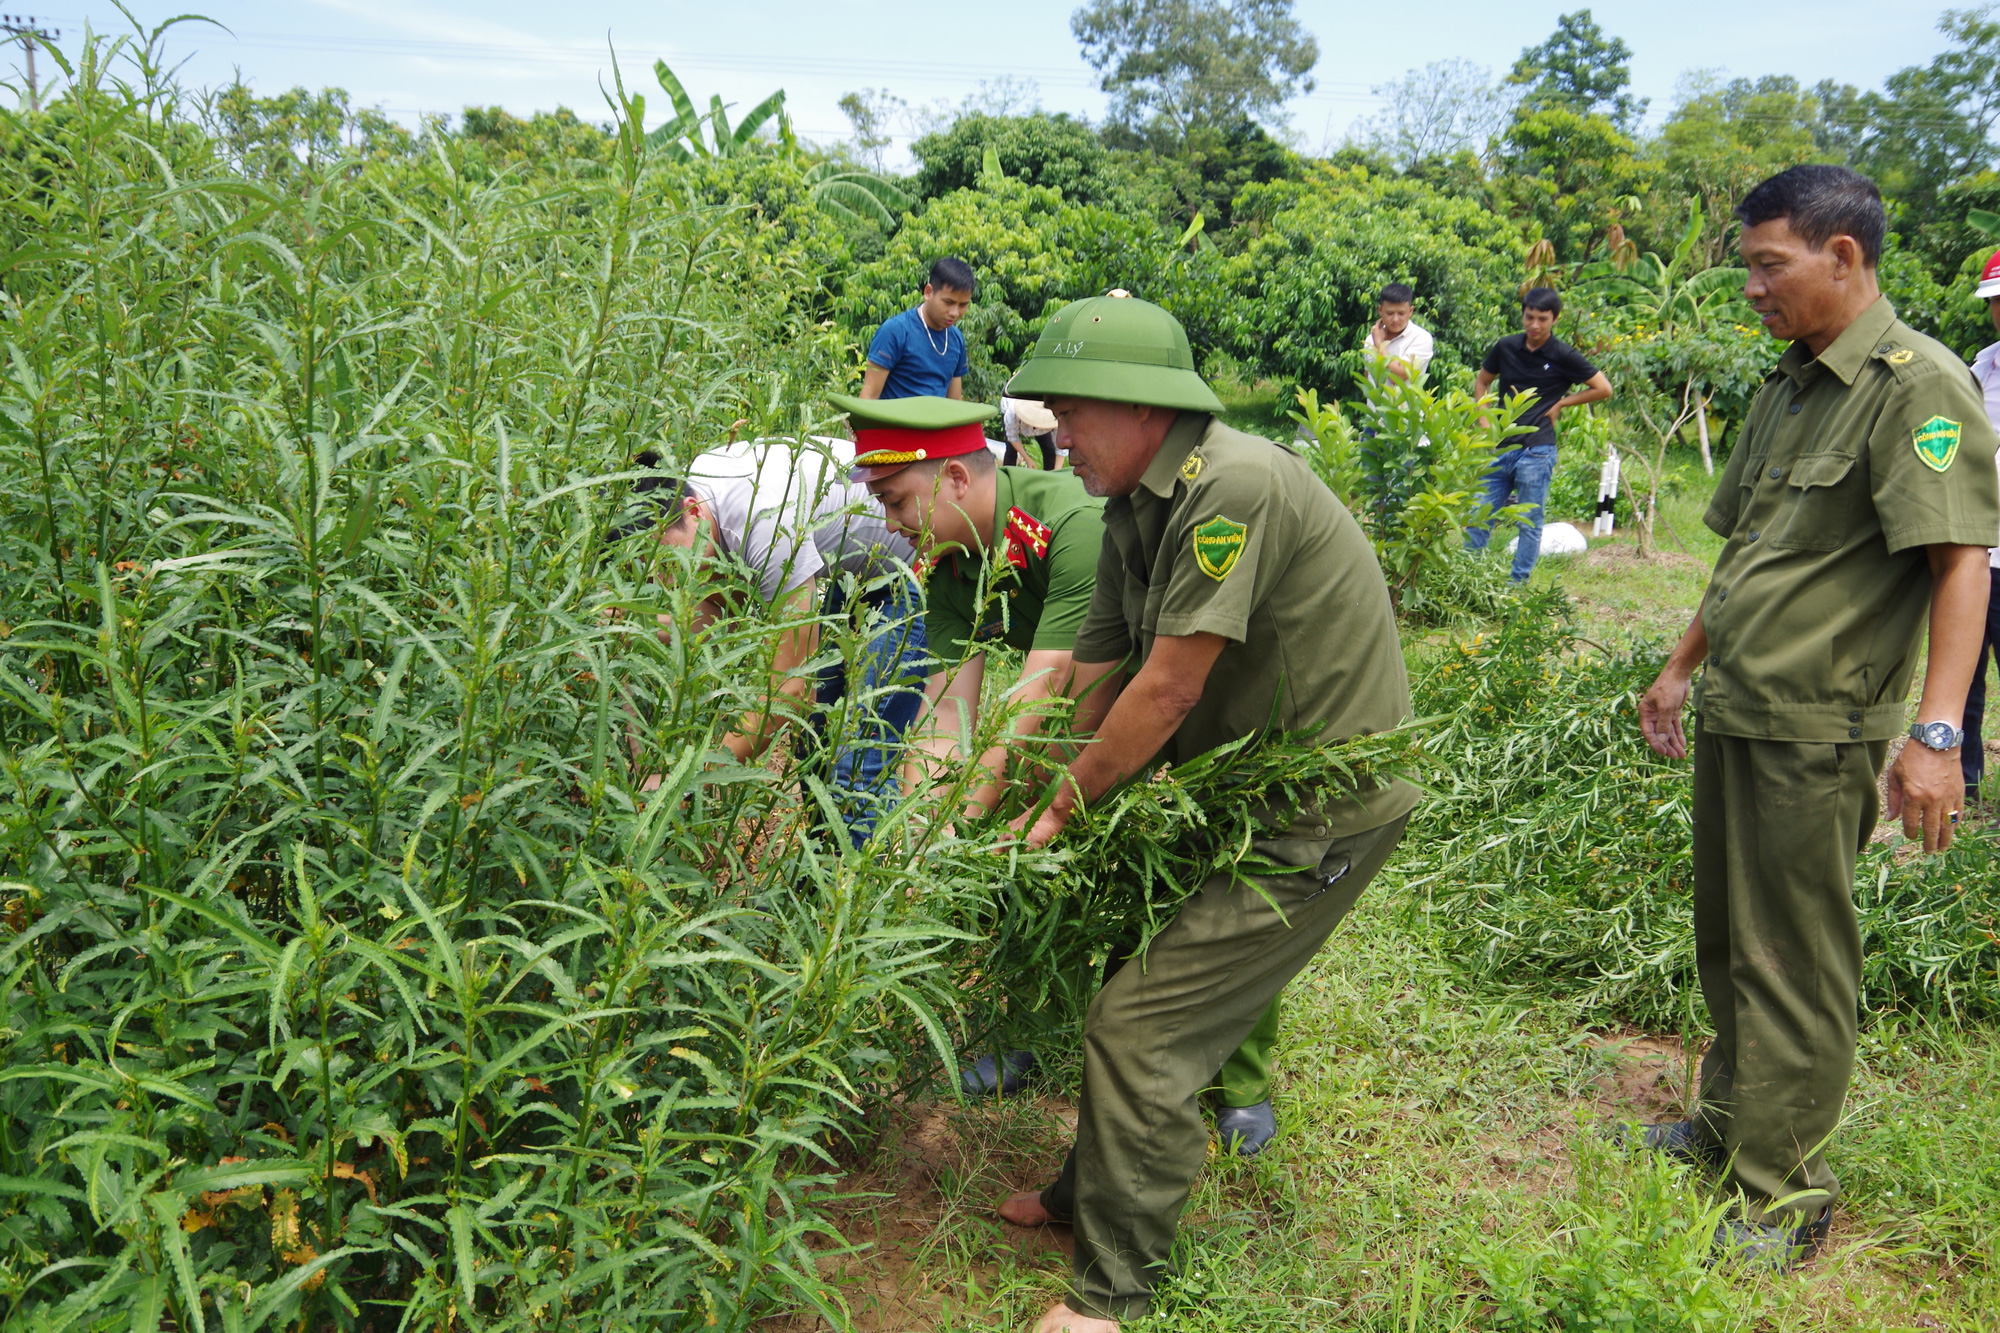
922, 314, 951, 356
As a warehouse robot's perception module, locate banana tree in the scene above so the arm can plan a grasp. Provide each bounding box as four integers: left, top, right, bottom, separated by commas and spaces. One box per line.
803, 161, 913, 229
647, 60, 790, 159
648, 60, 913, 232
1574, 200, 1753, 473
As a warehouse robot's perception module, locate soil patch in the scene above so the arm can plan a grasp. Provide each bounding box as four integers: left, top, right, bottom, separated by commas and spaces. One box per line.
759, 1097, 1076, 1333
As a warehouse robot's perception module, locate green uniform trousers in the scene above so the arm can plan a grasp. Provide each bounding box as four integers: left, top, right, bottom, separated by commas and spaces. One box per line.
1039, 813, 1410, 1320
1690, 726, 1884, 1224
1100, 957, 1279, 1109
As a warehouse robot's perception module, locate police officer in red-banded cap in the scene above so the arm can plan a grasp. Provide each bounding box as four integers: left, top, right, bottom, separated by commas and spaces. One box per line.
1961, 251, 2000, 802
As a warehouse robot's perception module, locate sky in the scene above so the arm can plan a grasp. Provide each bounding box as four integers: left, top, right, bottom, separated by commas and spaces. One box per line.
0, 1, 1964, 168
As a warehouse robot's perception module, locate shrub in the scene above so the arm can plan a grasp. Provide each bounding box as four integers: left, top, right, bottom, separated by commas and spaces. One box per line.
1228, 166, 1521, 397
1291, 373, 1534, 619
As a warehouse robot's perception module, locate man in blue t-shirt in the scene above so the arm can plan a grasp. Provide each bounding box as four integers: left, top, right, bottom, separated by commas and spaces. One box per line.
862, 256, 974, 400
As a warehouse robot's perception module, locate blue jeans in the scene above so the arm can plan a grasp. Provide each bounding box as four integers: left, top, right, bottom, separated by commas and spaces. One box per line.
1962, 568, 2000, 796
811, 571, 929, 847
1464, 442, 1557, 583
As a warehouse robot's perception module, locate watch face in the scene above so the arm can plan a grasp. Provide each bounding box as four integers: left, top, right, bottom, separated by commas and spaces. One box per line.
1923, 722, 1960, 749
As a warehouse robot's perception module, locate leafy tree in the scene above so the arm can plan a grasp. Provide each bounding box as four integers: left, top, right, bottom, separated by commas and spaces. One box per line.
1229, 166, 1520, 395
1507, 9, 1646, 133
456, 105, 611, 172
1654, 74, 1832, 265
1573, 201, 1754, 472
1352, 59, 1516, 169
200, 84, 413, 179
910, 111, 1111, 201
1070, 0, 1319, 145
1840, 8, 2000, 233
803, 161, 913, 230
1497, 105, 1657, 265
1133, 114, 1296, 228
1292, 375, 1533, 614
837, 87, 904, 172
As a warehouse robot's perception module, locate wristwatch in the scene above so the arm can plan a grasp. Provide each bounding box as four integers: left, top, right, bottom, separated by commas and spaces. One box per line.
1909, 720, 1966, 751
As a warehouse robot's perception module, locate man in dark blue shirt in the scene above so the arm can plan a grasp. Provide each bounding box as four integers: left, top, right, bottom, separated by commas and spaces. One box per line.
1469, 287, 1614, 582
862, 257, 974, 400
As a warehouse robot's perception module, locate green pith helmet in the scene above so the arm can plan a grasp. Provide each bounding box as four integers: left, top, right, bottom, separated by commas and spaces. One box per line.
1004, 292, 1224, 413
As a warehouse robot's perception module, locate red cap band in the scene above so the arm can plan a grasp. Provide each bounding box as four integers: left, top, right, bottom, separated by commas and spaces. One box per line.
851, 421, 991, 465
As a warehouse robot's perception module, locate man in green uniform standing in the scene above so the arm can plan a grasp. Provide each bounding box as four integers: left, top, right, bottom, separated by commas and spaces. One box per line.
1638, 165, 1999, 1269
990, 294, 1419, 1332
847, 393, 1291, 1152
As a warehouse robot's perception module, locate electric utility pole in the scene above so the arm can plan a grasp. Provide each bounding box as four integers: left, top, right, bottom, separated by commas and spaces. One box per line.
2, 15, 59, 114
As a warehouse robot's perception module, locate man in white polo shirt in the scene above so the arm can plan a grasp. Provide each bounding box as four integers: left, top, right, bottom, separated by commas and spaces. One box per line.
1362, 282, 1434, 383
1964, 251, 2000, 802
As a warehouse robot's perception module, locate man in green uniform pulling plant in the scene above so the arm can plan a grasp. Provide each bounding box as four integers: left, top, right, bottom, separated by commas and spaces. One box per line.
848, 393, 1289, 1153
1638, 165, 2000, 1271
991, 293, 1419, 1332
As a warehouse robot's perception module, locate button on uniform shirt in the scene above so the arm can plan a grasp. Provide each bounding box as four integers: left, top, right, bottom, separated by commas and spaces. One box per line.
1481, 333, 1598, 448
1362, 321, 1435, 381
1970, 340, 2000, 567
866, 306, 970, 400
1696, 297, 2000, 742
1071, 414, 1420, 836
924, 466, 1106, 660
686, 438, 915, 601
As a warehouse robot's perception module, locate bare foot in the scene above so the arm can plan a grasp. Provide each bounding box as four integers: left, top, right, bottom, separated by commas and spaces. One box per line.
998, 1190, 1059, 1227
1035, 1303, 1117, 1333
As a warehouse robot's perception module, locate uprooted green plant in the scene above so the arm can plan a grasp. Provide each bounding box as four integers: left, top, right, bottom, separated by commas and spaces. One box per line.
1402, 587, 2000, 1029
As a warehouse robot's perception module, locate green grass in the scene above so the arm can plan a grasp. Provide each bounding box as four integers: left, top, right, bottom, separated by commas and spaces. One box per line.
780, 893, 2000, 1331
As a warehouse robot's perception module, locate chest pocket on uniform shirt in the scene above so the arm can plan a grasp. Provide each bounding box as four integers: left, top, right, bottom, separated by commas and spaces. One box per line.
1770, 449, 1861, 552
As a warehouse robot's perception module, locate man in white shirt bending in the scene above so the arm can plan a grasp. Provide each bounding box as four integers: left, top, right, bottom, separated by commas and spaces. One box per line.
624, 437, 925, 841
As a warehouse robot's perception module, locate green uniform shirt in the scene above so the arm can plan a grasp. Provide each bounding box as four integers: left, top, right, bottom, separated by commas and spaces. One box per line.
924, 466, 1107, 661
1072, 413, 1420, 836
1696, 297, 2000, 743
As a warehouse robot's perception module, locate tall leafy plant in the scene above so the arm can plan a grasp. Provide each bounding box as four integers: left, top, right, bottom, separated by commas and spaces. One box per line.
0, 25, 1025, 1333
1290, 373, 1534, 617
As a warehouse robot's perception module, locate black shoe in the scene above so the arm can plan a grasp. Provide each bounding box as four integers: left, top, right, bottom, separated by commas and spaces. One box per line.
1625, 1118, 1723, 1167
1710, 1204, 1832, 1272
960, 1050, 1036, 1099
1214, 1099, 1278, 1156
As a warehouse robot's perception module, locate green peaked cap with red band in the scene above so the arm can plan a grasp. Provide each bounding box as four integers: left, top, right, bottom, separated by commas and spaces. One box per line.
1003, 292, 1224, 413
832, 392, 998, 483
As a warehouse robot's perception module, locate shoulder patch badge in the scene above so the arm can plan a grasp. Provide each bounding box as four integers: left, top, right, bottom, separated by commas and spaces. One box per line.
1192, 515, 1248, 581
1913, 415, 1962, 473
1886, 348, 1916, 365
1179, 450, 1205, 483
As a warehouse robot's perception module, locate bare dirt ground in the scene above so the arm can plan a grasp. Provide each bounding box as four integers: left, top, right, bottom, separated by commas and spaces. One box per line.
759, 1097, 1077, 1333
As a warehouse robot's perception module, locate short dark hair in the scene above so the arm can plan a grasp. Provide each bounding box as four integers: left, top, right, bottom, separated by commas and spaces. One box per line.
1733, 164, 1884, 267
607, 450, 691, 541
926, 256, 976, 296
1522, 287, 1562, 316
1378, 282, 1415, 305
905, 447, 997, 481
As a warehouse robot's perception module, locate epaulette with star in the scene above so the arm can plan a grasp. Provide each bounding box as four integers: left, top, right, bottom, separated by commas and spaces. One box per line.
1003, 506, 1053, 569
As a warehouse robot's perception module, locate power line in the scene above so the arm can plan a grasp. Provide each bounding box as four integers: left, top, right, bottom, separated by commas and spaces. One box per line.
0, 13, 57, 112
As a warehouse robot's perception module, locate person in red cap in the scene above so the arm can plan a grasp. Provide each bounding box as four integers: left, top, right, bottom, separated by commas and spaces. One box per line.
1961, 250, 2000, 801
